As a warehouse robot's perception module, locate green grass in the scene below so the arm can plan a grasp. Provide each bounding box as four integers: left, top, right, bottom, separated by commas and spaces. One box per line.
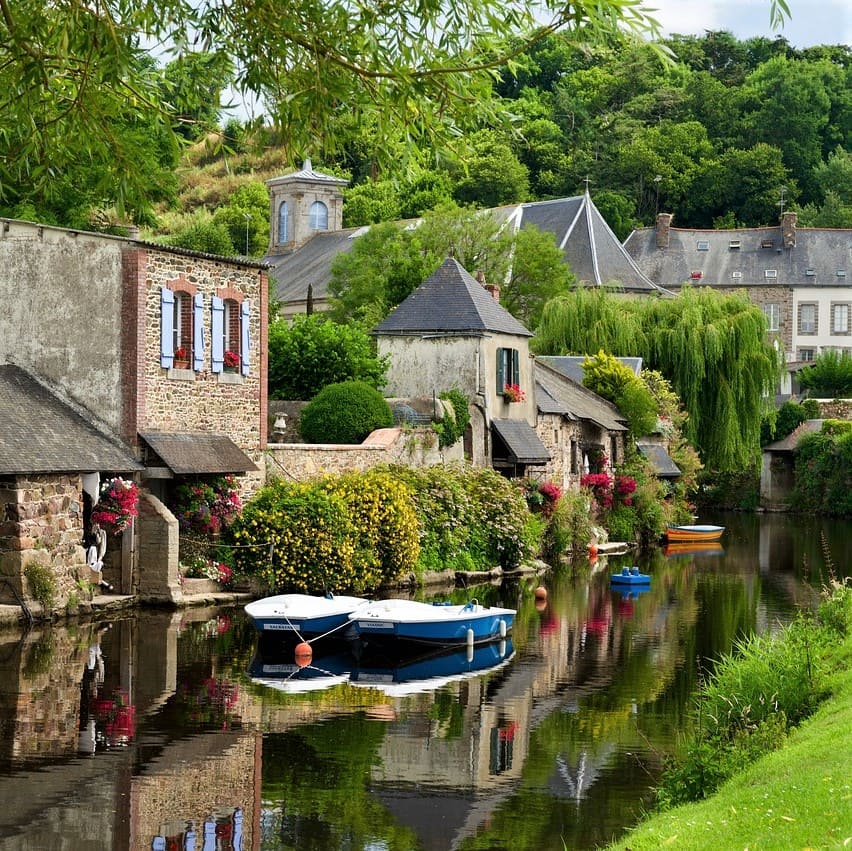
607, 629, 852, 850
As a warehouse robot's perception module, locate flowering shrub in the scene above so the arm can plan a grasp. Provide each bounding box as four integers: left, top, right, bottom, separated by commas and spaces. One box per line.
581, 472, 614, 508
92, 477, 139, 533
223, 349, 240, 368
503, 383, 526, 403
521, 479, 563, 517
180, 556, 233, 585
171, 475, 241, 535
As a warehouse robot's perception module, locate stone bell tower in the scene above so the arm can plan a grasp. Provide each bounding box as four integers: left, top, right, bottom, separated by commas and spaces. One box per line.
265, 159, 348, 253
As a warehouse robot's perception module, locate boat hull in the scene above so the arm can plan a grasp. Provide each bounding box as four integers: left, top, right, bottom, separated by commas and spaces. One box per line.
664, 524, 725, 543
350, 598, 515, 646
244, 593, 369, 637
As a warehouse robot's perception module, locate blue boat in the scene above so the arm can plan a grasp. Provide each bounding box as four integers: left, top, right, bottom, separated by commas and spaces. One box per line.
244, 592, 370, 638
610, 566, 651, 586
350, 639, 515, 696
248, 647, 353, 694
349, 598, 516, 646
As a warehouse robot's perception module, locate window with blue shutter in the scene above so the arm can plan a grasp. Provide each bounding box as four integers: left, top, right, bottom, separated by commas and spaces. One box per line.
496, 347, 506, 394
193, 293, 205, 371
496, 347, 520, 394
211, 296, 225, 373
240, 300, 251, 375
160, 288, 175, 368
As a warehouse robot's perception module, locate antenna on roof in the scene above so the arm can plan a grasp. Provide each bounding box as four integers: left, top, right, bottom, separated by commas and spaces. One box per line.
583, 176, 591, 194
776, 185, 787, 216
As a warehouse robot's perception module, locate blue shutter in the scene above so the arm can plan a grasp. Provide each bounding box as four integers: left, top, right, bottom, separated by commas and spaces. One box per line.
160, 288, 175, 368
211, 296, 225, 373
511, 349, 520, 386
240, 300, 251, 376
496, 347, 505, 393
192, 293, 205, 371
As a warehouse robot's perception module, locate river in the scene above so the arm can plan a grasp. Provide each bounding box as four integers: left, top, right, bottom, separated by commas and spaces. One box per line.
0, 512, 848, 851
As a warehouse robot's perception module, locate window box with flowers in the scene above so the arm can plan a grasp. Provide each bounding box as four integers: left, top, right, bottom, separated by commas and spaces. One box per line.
173, 346, 190, 369
503, 383, 526, 403
223, 349, 240, 373
91, 477, 139, 535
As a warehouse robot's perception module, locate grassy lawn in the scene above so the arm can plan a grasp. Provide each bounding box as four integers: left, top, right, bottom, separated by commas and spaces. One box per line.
608, 612, 852, 850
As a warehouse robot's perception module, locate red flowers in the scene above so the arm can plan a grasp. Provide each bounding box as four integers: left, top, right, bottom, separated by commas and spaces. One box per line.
92, 477, 139, 533
223, 349, 240, 368
503, 383, 526, 403
581, 472, 636, 508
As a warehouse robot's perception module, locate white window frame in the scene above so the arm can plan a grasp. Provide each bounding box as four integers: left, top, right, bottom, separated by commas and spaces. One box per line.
799, 303, 817, 335
831, 303, 850, 335
309, 201, 328, 230
763, 303, 780, 332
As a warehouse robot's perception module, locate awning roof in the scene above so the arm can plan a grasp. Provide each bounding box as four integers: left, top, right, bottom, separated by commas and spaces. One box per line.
491, 419, 550, 465
636, 442, 681, 479
139, 432, 257, 475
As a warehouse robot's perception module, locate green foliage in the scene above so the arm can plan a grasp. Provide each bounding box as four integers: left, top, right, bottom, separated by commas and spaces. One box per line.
165, 217, 235, 255
24, 562, 57, 610
541, 490, 593, 564
790, 427, 852, 516
798, 349, 852, 398
211, 181, 269, 256
161, 51, 233, 140
761, 399, 809, 445
433, 389, 471, 449
268, 315, 389, 400
298, 381, 393, 444
695, 467, 760, 511
451, 130, 530, 207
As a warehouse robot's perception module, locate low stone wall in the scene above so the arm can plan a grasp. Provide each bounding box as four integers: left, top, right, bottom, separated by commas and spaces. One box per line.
264, 426, 463, 481
814, 399, 852, 419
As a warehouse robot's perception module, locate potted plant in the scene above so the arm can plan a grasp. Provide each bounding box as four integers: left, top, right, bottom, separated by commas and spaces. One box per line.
503, 383, 526, 403
223, 349, 240, 372
174, 346, 189, 368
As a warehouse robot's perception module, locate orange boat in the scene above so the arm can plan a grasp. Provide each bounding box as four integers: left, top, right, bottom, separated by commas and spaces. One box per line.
664, 541, 724, 558
664, 524, 725, 543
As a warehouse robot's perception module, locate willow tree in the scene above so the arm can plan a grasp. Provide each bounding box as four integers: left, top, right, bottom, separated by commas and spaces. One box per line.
533, 287, 780, 471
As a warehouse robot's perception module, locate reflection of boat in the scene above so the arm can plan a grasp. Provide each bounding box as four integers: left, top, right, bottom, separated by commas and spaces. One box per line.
610, 566, 651, 586
248, 647, 353, 694
664, 524, 725, 543
664, 541, 725, 558
244, 593, 369, 637
351, 639, 515, 696
349, 598, 515, 646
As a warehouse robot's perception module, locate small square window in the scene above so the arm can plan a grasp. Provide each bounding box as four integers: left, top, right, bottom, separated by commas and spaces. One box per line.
805, 269, 816, 277
838, 270, 847, 278
731, 271, 743, 279
696, 240, 709, 251
728, 240, 741, 250
761, 239, 774, 249
765, 270, 777, 278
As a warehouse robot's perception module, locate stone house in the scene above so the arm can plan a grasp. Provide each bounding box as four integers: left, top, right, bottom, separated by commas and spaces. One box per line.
0, 218, 268, 609
373, 258, 551, 478
625, 212, 852, 397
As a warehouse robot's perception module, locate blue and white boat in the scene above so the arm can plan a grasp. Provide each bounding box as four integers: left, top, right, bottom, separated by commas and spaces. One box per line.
248, 650, 353, 694
348, 597, 515, 646
610, 566, 651, 586
245, 593, 370, 638
350, 639, 515, 697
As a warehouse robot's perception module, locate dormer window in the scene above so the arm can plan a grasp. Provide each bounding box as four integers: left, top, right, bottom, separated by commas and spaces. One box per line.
309, 201, 329, 230
728, 240, 741, 250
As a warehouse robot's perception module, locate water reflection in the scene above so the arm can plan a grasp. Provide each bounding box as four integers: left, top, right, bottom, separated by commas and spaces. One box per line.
0, 513, 848, 850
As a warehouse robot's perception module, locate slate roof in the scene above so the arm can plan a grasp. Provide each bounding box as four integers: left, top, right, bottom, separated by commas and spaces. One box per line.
624, 224, 851, 289
537, 356, 643, 384
636, 441, 681, 478
762, 419, 825, 452
266, 159, 348, 188
373, 257, 533, 337
491, 419, 550, 464
534, 360, 629, 432
0, 365, 143, 475
494, 194, 667, 293
139, 432, 257, 475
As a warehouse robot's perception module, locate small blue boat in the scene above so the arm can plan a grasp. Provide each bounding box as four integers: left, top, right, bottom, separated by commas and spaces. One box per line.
349, 598, 515, 646
244, 593, 370, 638
610, 566, 651, 586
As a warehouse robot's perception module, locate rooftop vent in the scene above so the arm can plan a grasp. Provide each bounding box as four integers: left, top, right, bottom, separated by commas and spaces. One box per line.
732, 271, 743, 278
729, 240, 741, 250
697, 240, 709, 251
765, 270, 778, 278
760, 239, 774, 249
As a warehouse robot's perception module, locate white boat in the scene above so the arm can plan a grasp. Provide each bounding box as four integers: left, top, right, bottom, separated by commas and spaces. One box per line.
244, 593, 369, 638
348, 597, 516, 646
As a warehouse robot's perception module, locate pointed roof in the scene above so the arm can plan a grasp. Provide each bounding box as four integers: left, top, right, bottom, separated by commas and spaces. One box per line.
373, 257, 532, 337
495, 192, 667, 293
265, 158, 348, 189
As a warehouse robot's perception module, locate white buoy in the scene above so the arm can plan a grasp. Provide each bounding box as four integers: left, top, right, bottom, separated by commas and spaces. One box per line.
466, 628, 474, 647
499, 619, 507, 638
466, 643, 474, 663
499, 640, 506, 657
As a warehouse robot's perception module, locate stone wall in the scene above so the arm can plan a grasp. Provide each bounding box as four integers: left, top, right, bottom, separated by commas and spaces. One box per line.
0, 474, 85, 606
815, 399, 852, 419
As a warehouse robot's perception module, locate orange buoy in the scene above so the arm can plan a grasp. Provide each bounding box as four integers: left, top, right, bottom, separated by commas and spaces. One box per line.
534, 585, 548, 600
589, 543, 599, 556
294, 641, 313, 667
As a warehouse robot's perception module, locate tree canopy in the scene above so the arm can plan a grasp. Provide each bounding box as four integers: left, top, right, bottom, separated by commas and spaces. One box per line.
533, 286, 780, 471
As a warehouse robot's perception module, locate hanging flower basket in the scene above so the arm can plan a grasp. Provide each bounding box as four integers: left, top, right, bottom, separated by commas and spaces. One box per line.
503, 383, 526, 403
173, 346, 189, 368
92, 477, 139, 534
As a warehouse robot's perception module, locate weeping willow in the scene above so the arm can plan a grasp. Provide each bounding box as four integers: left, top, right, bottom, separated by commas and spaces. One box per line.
533, 286, 781, 471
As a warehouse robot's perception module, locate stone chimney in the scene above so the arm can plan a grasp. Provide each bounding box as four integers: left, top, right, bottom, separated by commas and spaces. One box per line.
781, 211, 797, 248
477, 269, 500, 302
656, 213, 673, 249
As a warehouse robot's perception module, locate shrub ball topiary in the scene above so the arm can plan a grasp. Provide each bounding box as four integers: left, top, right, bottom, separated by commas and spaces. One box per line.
299, 380, 393, 444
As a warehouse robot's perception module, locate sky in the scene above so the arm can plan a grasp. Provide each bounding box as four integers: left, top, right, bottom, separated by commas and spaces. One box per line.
649, 0, 851, 48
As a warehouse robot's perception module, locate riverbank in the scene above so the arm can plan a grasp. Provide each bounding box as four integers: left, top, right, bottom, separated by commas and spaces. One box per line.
607, 589, 852, 850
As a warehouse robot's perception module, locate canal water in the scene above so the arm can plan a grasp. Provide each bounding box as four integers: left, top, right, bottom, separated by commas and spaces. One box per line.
0, 513, 849, 851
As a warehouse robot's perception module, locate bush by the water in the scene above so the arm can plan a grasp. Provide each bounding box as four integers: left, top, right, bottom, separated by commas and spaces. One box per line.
299, 380, 393, 444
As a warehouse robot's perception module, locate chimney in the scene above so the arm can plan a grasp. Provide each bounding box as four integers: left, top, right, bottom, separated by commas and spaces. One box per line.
476, 269, 500, 302
781, 211, 797, 249
656, 213, 673, 249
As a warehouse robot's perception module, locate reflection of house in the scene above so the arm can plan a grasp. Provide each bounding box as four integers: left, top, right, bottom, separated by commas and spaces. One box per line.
760, 419, 824, 509
625, 212, 852, 396
373, 257, 550, 477
0, 219, 268, 609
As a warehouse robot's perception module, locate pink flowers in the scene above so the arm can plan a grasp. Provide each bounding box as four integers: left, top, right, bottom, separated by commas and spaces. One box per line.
503, 383, 526, 403
92, 477, 139, 533
581, 472, 637, 508
223, 349, 240, 368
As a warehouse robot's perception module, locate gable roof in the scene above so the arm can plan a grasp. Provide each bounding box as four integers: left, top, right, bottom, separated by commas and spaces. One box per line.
373, 257, 532, 337
537, 355, 643, 385
495, 193, 667, 294
0, 365, 143, 475
491, 419, 550, 464
624, 222, 851, 289
139, 432, 257, 475
534, 360, 628, 432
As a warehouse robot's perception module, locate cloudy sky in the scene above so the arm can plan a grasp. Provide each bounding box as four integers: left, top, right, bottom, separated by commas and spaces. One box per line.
649, 0, 850, 48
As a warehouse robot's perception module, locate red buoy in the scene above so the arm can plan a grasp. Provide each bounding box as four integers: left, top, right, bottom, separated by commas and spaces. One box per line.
294, 641, 313, 667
